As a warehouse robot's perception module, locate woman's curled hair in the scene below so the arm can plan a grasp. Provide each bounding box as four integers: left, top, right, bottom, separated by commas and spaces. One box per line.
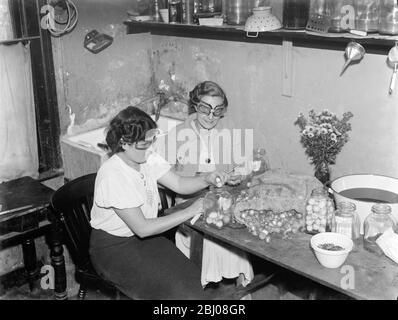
106, 106, 157, 156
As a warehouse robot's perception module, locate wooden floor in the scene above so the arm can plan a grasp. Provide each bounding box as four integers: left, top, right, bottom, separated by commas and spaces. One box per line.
0, 268, 350, 300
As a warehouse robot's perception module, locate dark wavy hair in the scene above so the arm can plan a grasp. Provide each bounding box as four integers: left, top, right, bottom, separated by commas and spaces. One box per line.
106, 106, 157, 156
188, 81, 228, 115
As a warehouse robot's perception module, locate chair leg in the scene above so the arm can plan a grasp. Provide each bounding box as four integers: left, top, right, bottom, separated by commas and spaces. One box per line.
78, 284, 87, 300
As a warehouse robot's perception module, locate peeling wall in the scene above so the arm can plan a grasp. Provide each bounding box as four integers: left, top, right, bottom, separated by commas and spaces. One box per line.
52, 0, 155, 136
151, 35, 398, 179
52, 0, 398, 179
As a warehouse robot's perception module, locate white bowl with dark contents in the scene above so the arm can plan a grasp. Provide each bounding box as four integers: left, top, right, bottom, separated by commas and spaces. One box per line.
310, 232, 354, 268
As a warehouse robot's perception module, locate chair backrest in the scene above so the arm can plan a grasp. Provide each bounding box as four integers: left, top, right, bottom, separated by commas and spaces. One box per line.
50, 173, 97, 269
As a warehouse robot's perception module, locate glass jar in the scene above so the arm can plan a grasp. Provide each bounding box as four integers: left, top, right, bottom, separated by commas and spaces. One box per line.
203, 189, 234, 229
283, 0, 310, 29
363, 203, 397, 255
326, 0, 355, 32
378, 0, 398, 35
354, 0, 378, 32
332, 202, 361, 242
305, 187, 335, 234
252, 148, 269, 174
309, 0, 327, 15
169, 0, 183, 23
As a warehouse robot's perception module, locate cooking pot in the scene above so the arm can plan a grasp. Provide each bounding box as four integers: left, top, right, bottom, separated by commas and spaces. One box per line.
329, 174, 398, 234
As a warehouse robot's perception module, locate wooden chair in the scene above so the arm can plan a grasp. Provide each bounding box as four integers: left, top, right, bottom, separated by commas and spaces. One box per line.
50, 173, 121, 300
51, 173, 176, 299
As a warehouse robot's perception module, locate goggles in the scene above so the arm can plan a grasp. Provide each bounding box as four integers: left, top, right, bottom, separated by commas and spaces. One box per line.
195, 101, 226, 117
120, 128, 160, 150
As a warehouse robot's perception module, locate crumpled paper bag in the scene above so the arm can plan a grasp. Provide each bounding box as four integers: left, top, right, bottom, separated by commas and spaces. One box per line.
376, 227, 398, 265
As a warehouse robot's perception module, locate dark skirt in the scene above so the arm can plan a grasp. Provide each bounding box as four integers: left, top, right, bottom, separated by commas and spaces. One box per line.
89, 228, 213, 300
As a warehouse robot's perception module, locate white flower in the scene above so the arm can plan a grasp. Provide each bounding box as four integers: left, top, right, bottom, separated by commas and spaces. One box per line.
320, 128, 328, 134
308, 133, 314, 138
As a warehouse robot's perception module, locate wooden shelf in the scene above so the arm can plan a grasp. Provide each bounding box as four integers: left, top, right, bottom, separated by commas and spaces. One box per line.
125, 20, 398, 55
0, 36, 41, 45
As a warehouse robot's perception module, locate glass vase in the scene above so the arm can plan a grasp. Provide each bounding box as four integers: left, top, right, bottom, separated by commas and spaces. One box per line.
314, 161, 330, 185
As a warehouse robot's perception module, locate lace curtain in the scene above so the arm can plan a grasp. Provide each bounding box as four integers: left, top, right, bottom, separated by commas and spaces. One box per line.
0, 42, 39, 182
0, 0, 13, 41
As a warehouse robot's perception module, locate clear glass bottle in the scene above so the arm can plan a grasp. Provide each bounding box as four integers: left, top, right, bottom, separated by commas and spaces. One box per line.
252, 148, 269, 174
203, 189, 233, 229
332, 201, 361, 243
326, 0, 355, 32
378, 0, 398, 35
305, 187, 335, 234
363, 203, 397, 255
354, 0, 378, 32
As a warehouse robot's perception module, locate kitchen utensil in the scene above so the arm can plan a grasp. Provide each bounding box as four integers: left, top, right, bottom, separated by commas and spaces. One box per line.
244, 6, 282, 38
159, 8, 169, 23
340, 41, 365, 76
327, 0, 355, 33
329, 174, 398, 234
378, 0, 398, 35
388, 43, 398, 94
305, 13, 330, 33
283, 0, 310, 30
225, 0, 255, 25
355, 0, 378, 33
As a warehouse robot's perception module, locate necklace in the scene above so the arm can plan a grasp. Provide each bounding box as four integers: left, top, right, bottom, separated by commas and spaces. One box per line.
139, 172, 146, 187
191, 120, 213, 164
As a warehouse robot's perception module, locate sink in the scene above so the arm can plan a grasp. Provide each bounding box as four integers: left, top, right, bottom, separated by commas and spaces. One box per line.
60, 115, 183, 180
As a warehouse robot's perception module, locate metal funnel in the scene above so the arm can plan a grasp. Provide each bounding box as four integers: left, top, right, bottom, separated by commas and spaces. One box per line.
340, 42, 366, 76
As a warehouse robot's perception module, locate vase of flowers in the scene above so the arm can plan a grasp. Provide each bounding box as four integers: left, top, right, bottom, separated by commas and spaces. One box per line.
294, 109, 353, 185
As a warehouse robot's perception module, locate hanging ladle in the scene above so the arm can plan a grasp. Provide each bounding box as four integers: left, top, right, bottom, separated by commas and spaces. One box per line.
387, 43, 398, 95
340, 41, 366, 76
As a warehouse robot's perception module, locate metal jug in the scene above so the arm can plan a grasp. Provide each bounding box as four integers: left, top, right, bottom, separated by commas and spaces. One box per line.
225, 0, 256, 25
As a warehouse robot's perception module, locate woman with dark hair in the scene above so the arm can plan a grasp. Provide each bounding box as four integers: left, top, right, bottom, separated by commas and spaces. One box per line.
89, 106, 228, 300
161, 81, 254, 290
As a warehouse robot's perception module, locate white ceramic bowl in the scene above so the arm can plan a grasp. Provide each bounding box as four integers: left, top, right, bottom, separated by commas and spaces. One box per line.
310, 232, 354, 268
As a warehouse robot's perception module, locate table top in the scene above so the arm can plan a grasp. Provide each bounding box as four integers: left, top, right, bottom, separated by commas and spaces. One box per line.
0, 176, 54, 223
167, 197, 398, 300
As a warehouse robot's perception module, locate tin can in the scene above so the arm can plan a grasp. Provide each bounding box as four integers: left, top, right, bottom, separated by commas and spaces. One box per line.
169, 0, 183, 23
184, 0, 195, 24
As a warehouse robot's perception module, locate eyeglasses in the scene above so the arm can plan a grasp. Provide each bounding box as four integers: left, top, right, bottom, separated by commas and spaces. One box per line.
120, 128, 160, 150
195, 101, 226, 117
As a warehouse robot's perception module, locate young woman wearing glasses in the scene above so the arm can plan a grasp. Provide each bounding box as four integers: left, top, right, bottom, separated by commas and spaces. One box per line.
89, 106, 228, 300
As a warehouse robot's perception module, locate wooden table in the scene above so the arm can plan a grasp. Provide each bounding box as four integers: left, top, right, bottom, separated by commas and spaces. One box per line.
167, 197, 398, 300
0, 176, 67, 300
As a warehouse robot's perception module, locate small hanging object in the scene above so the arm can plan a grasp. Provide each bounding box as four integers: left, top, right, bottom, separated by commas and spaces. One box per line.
83, 30, 113, 54
387, 43, 398, 95
340, 41, 365, 76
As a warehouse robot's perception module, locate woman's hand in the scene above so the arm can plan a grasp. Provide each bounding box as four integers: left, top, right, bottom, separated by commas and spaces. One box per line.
186, 197, 204, 218
204, 171, 229, 188
226, 174, 242, 186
